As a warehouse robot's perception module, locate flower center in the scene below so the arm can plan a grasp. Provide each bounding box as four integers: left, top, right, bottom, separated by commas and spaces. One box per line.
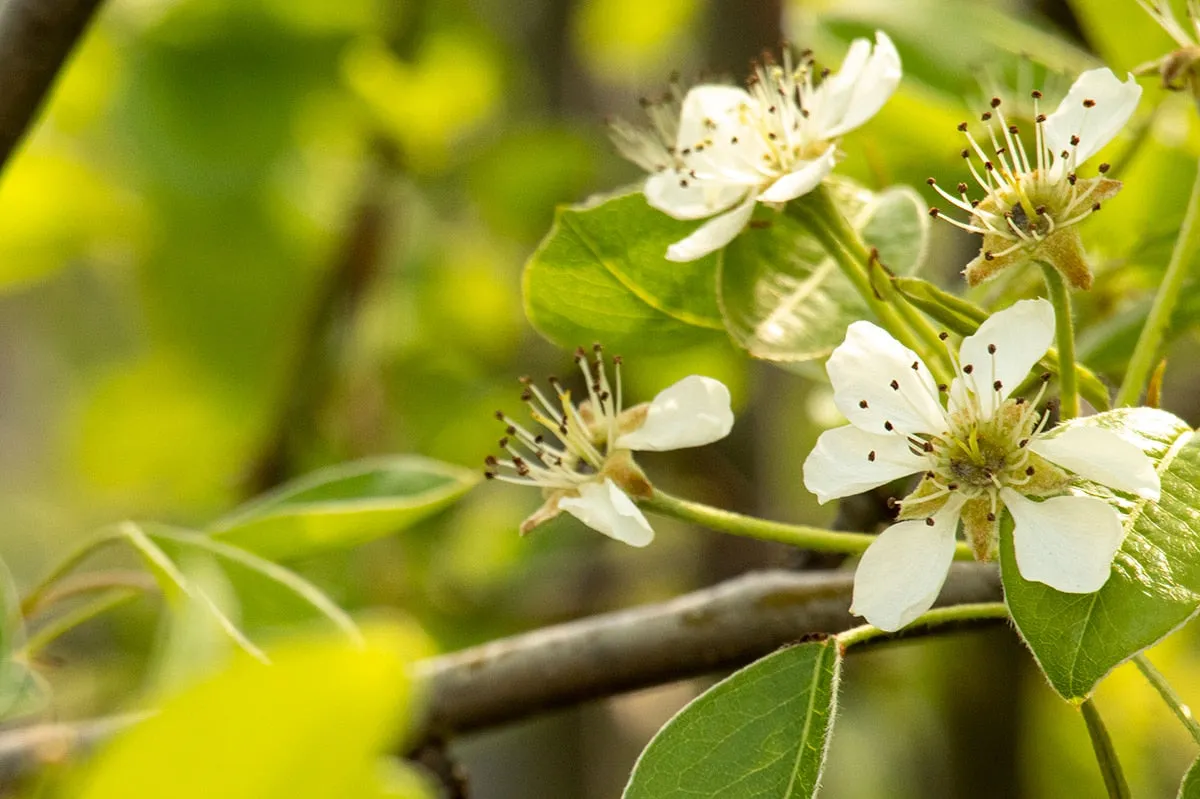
946, 431, 1010, 488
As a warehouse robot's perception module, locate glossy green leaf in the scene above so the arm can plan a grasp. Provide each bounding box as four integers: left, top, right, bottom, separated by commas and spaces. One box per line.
719, 185, 926, 364
523, 191, 726, 354
624, 639, 841, 799
210, 456, 479, 561
71, 623, 432, 799
1001, 408, 1200, 701
1180, 757, 1200, 799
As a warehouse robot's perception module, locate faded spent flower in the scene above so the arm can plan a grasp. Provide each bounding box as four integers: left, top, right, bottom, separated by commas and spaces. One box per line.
802, 299, 1160, 632
928, 68, 1141, 291
485, 346, 734, 547
609, 32, 901, 262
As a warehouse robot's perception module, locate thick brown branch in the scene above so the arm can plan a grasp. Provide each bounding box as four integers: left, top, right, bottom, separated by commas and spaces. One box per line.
412, 563, 1002, 742
0, 0, 106, 172
0, 565, 1002, 782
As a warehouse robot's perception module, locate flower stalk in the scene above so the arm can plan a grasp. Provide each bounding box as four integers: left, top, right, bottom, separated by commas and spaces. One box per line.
791, 186, 951, 383
1081, 698, 1132, 799
1133, 653, 1200, 746
1039, 262, 1079, 418
1116, 158, 1200, 407
641, 487, 976, 559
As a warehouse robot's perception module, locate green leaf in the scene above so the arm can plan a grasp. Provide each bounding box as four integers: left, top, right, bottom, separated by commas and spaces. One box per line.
624, 639, 841, 799
121, 523, 267, 662
523, 192, 726, 353
146, 526, 359, 640
70, 622, 433, 799
1001, 408, 1200, 701
210, 456, 479, 561
719, 185, 926, 364
1180, 757, 1200, 799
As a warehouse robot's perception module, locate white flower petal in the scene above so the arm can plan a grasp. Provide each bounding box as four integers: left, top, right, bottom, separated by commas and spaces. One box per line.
828, 321, 947, 437
559, 479, 654, 547
802, 424, 927, 504
665, 194, 757, 262
805, 37, 871, 134
850, 495, 964, 632
1001, 488, 1125, 593
950, 299, 1055, 421
1029, 426, 1160, 500
1044, 68, 1141, 169
645, 170, 749, 220
756, 145, 838, 203
675, 84, 771, 183
616, 375, 734, 451
822, 32, 903, 138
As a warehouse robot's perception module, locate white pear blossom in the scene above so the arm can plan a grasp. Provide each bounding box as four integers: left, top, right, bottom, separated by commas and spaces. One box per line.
609, 32, 901, 262
802, 299, 1160, 632
486, 346, 734, 547
928, 68, 1141, 290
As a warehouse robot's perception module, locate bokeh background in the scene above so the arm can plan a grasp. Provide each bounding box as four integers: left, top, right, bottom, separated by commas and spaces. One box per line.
3, 0, 1200, 796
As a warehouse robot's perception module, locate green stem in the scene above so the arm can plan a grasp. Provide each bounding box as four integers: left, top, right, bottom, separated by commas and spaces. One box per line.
1116, 159, 1200, 407
20, 531, 125, 618
1040, 263, 1079, 419
1133, 653, 1200, 746
22, 589, 142, 657
835, 602, 1009, 649
791, 188, 950, 382
642, 488, 976, 560
1081, 698, 1132, 799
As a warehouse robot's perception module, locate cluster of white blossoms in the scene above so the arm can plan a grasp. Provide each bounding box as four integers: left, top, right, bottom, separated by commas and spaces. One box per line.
803, 300, 1161, 631
610, 32, 901, 262
485, 346, 734, 547
928, 68, 1142, 290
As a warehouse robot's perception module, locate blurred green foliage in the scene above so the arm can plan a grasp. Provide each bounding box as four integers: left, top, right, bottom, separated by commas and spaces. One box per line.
1, 0, 1199, 796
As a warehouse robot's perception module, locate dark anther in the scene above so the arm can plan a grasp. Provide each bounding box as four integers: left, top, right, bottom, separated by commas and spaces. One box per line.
948, 483, 959, 490
1040, 371, 1052, 382
961, 148, 971, 158
506, 425, 517, 435
964, 364, 975, 374
1026, 466, 1035, 476
859, 399, 869, 409
1019, 438, 1029, 448
1099, 163, 1110, 173
923, 441, 934, 453
990, 97, 1002, 108
938, 383, 948, 392
939, 332, 949, 340
1035, 113, 1046, 122
884, 421, 894, 431
1083, 98, 1096, 108
925, 517, 936, 527
981, 111, 993, 121
911, 361, 920, 371
987, 343, 997, 354
1070, 134, 1080, 146
890, 379, 900, 390
1008, 124, 1019, 134
868, 451, 877, 462
987, 512, 996, 521
926, 177, 937, 185
1031, 90, 1043, 99
929, 207, 941, 217
993, 380, 1003, 391
1035, 205, 1047, 215
957, 182, 969, 193
494, 410, 505, 420
957, 122, 968, 132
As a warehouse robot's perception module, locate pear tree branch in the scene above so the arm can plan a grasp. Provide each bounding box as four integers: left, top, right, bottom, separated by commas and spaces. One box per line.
0, 0, 107, 172
0, 564, 1003, 782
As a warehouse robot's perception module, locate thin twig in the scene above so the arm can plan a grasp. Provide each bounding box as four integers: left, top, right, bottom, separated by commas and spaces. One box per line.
0, 0, 107, 173
0, 565, 1001, 781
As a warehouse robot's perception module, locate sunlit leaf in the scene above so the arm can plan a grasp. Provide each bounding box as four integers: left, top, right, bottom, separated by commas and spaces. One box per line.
70, 623, 433, 799
1001, 408, 1200, 701
210, 456, 479, 561
624, 639, 841, 799
719, 185, 926, 364
523, 191, 726, 353
1180, 757, 1200, 799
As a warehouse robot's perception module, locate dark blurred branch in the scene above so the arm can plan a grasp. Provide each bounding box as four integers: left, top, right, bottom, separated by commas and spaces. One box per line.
0, 0, 106, 173
0, 565, 1002, 782
243, 143, 400, 494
